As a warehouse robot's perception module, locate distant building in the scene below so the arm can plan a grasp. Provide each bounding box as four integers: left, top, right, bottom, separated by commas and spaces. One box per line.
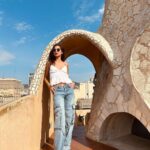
0, 78, 24, 105
29, 73, 34, 86
77, 98, 92, 109
22, 84, 29, 96
73, 76, 95, 126
0, 78, 24, 97
74, 76, 95, 106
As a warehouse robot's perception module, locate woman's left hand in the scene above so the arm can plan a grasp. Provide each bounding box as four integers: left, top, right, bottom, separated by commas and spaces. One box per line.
69, 82, 75, 89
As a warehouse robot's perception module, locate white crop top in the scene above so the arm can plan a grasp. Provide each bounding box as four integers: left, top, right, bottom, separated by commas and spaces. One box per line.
49, 64, 73, 86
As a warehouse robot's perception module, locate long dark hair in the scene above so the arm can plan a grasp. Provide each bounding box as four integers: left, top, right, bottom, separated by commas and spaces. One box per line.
48, 43, 65, 63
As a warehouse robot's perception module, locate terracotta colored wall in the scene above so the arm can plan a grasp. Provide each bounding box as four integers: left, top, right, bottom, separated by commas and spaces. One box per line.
0, 79, 51, 150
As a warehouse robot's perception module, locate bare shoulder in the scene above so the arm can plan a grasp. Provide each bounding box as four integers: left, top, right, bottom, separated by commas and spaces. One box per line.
64, 61, 69, 66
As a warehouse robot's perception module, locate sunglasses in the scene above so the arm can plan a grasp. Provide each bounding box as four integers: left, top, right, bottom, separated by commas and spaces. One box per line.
54, 48, 61, 52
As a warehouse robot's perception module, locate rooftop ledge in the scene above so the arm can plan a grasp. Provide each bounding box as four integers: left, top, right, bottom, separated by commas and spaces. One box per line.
0, 95, 33, 115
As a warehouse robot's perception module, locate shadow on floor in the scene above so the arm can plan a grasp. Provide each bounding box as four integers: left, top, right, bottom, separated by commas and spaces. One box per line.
41, 126, 118, 150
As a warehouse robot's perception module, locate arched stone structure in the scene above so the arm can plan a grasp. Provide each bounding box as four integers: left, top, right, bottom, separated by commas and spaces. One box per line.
100, 112, 150, 140
29, 29, 118, 148
29, 29, 118, 95
99, 112, 150, 149
85, 0, 150, 148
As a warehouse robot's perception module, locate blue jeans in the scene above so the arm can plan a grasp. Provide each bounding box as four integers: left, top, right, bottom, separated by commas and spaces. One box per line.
53, 83, 75, 150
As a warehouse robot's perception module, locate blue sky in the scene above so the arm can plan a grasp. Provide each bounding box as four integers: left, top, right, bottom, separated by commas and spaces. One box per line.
0, 0, 105, 84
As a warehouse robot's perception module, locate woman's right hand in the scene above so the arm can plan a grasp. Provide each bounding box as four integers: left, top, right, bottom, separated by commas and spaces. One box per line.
49, 85, 56, 94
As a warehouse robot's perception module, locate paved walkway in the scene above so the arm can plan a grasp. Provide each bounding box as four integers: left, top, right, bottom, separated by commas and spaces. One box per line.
42, 126, 117, 150
72, 126, 117, 150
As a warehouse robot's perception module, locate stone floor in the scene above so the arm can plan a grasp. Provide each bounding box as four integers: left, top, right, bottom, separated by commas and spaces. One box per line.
103, 134, 150, 150
42, 126, 117, 150
72, 126, 117, 150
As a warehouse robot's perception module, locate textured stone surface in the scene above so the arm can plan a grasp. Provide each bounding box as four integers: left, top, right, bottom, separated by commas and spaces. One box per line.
86, 0, 150, 142
131, 27, 150, 104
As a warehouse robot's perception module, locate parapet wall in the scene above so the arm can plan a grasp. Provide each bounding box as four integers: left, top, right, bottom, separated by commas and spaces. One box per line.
0, 81, 44, 150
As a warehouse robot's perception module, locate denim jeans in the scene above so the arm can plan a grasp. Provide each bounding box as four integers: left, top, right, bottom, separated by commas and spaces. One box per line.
53, 83, 75, 150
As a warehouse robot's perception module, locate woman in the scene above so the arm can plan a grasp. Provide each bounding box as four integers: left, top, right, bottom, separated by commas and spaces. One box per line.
44, 43, 75, 150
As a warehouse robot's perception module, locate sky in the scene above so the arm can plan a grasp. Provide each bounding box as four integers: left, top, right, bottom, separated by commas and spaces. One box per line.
0, 0, 105, 84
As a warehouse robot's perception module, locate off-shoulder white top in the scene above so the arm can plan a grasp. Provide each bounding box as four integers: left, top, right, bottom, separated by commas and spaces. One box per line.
49, 64, 73, 86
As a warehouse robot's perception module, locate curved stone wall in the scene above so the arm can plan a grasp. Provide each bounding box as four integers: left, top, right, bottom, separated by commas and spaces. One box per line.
86, 0, 150, 145
130, 26, 150, 108
99, 0, 150, 63
29, 29, 117, 95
